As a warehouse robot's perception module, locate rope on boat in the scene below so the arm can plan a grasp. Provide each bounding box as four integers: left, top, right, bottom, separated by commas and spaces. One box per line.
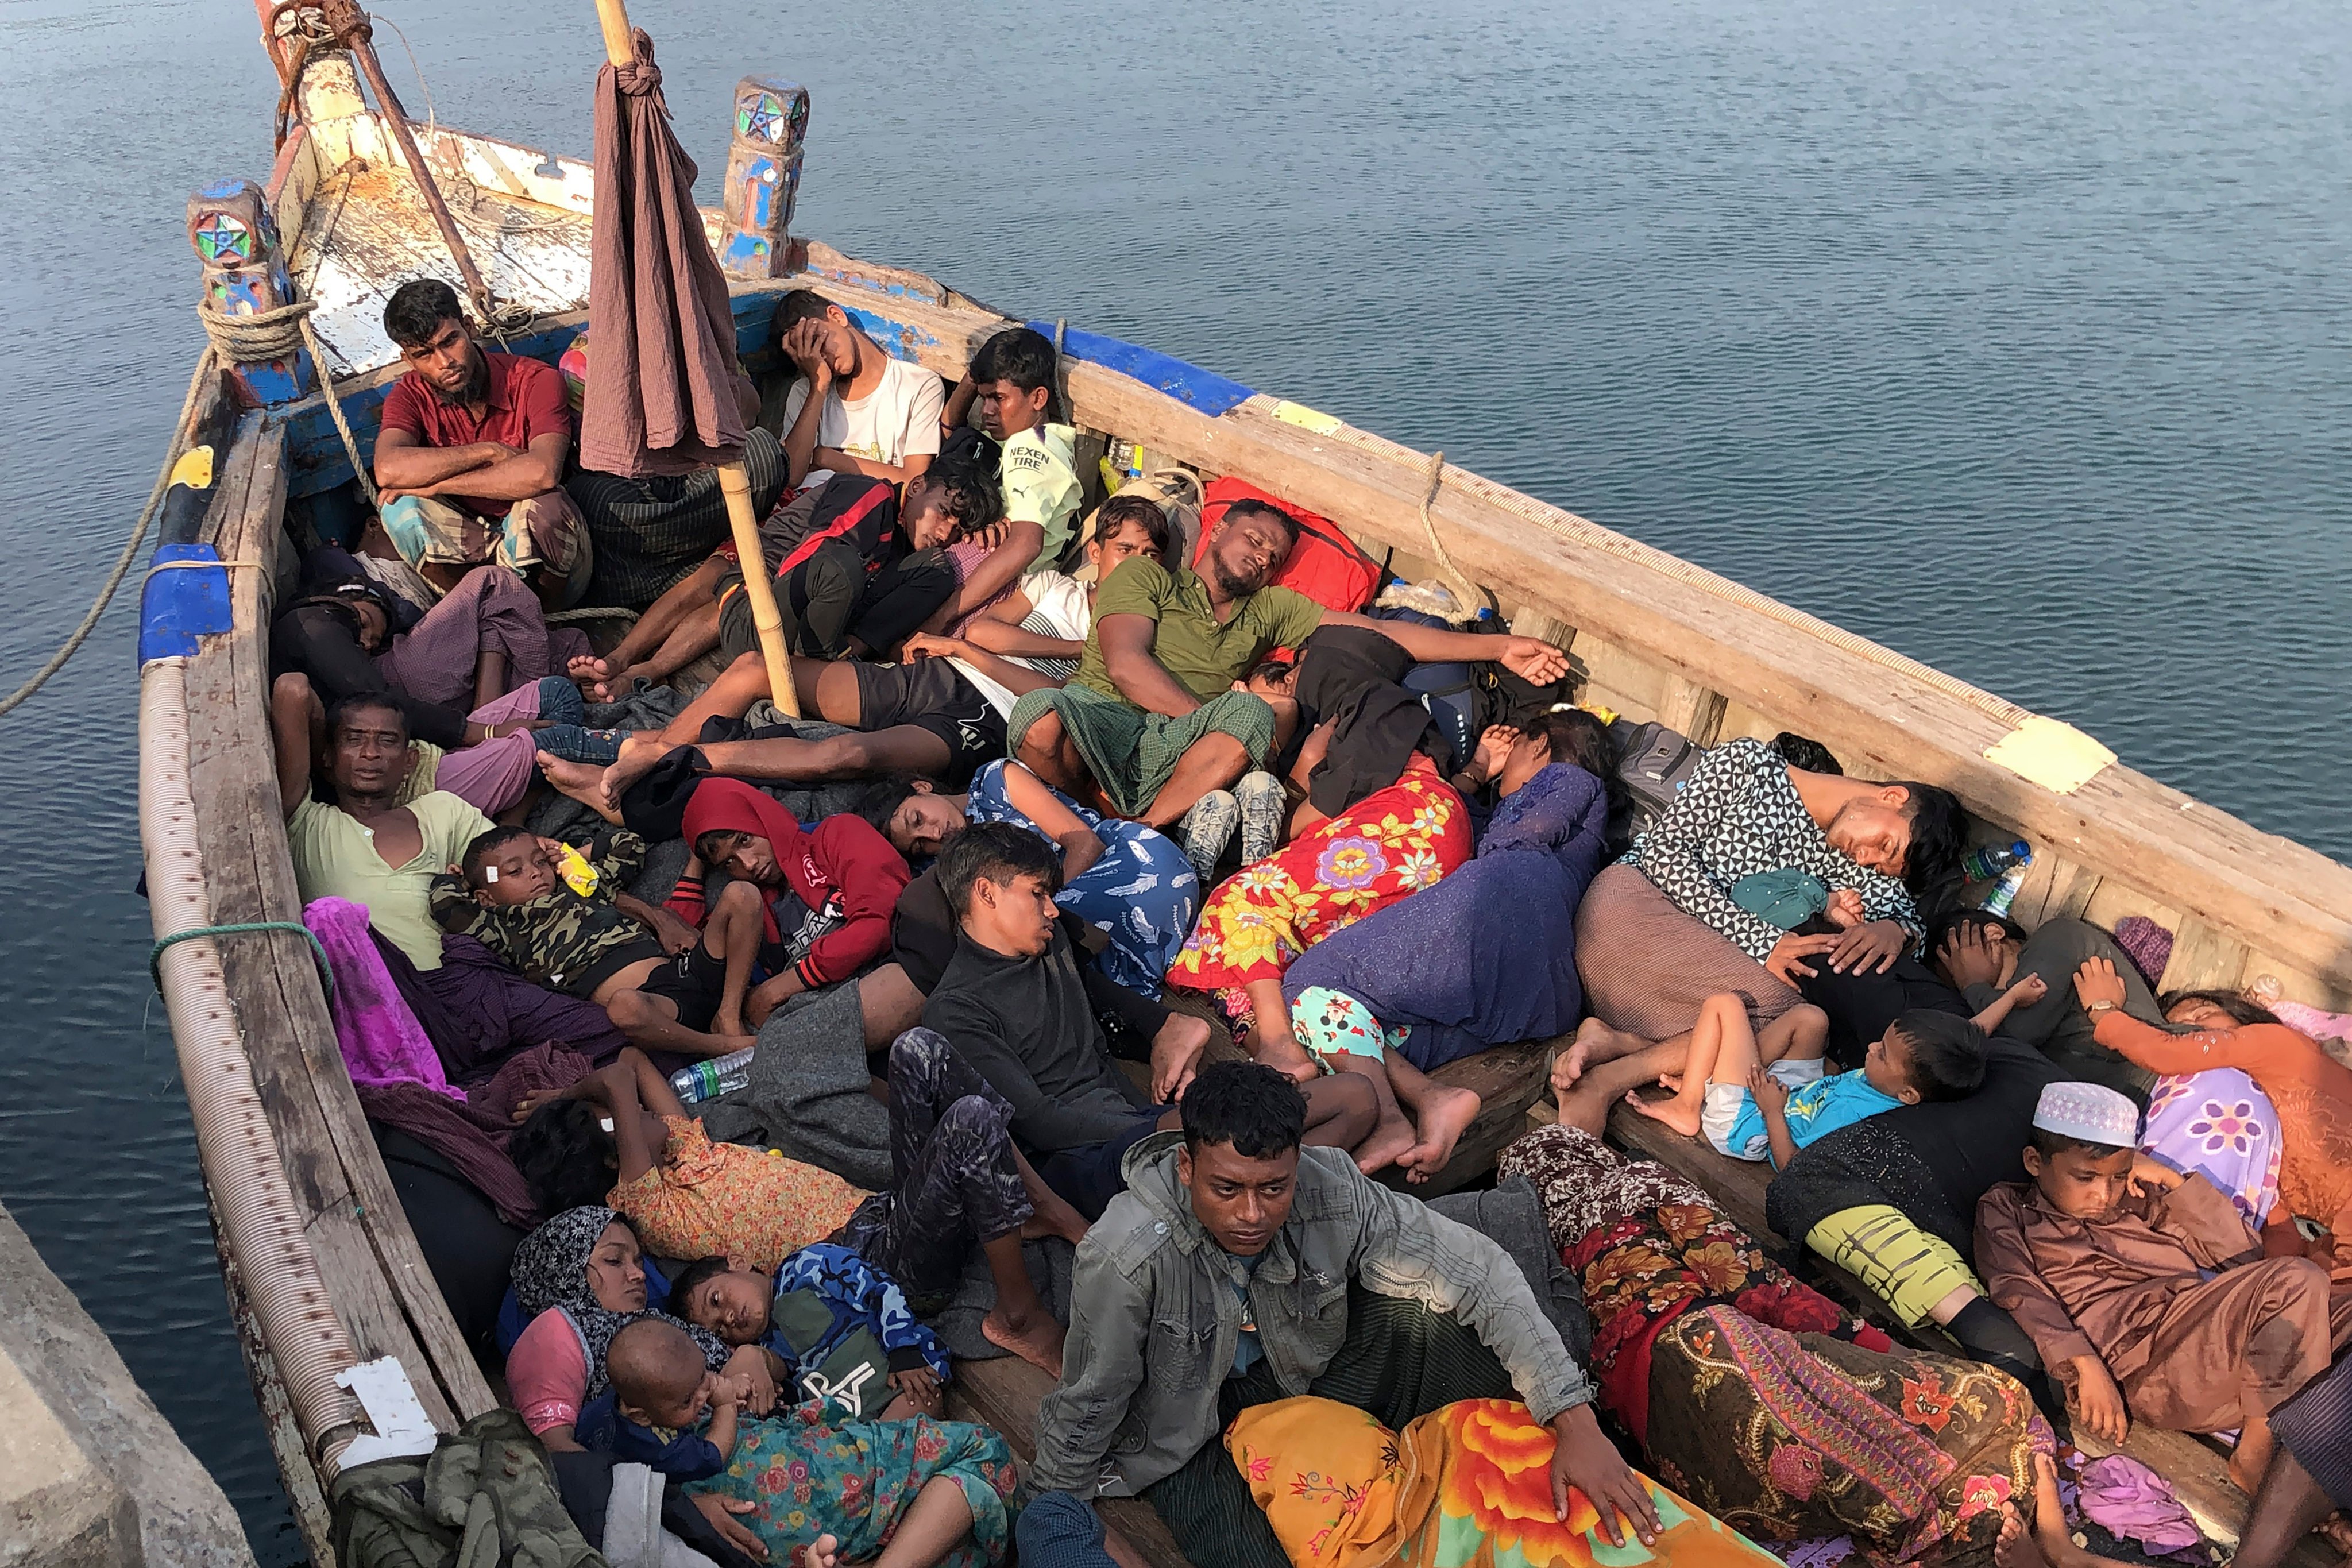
1289, 400, 2037, 728
1411, 449, 1485, 622
0, 298, 376, 721
151, 922, 336, 1002
545, 605, 640, 627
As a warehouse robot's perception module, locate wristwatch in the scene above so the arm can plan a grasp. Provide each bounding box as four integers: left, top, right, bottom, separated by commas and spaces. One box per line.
2085, 1000, 2118, 1017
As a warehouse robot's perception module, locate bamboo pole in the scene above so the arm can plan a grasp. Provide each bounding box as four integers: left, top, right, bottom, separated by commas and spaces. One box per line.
594, 0, 801, 718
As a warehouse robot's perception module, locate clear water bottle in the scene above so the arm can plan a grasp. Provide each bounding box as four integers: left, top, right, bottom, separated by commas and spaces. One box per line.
1980, 863, 2030, 918
670, 1046, 755, 1105
1961, 840, 2031, 883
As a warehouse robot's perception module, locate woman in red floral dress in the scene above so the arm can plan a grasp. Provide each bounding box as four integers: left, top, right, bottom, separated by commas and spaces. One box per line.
1167, 754, 1476, 1175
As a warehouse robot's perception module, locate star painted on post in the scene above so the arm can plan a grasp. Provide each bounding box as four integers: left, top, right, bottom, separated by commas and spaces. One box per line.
195, 211, 253, 262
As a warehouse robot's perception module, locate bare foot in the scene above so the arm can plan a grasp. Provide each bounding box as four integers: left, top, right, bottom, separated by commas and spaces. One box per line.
1553, 1022, 1601, 1090
982, 1308, 1067, 1378
536, 751, 623, 824
1250, 1026, 1320, 1083
1353, 1110, 1421, 1176
1400, 1084, 1482, 1184
601, 731, 673, 809
567, 652, 609, 694
1624, 1087, 1703, 1138
1995, 1501, 2049, 1568
2315, 1513, 2352, 1555
796, 1532, 840, 1568
1552, 1077, 1619, 1137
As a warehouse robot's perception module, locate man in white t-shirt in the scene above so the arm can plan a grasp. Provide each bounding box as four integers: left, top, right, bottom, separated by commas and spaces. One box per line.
572, 292, 952, 701
764, 289, 946, 491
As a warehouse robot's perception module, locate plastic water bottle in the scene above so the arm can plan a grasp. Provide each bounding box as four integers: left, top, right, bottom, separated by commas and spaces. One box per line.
670, 1047, 755, 1105
1980, 863, 2030, 919
1961, 840, 2031, 883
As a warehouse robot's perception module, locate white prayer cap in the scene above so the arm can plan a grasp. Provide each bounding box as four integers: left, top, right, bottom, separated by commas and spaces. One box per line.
2032, 1081, 2140, 1149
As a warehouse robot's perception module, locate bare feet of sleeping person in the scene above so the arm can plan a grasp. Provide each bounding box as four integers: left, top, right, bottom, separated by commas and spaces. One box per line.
1623, 1082, 1704, 1138
1558, 1016, 1646, 1088
982, 1306, 1068, 1380
795, 1532, 840, 1568
1399, 1084, 1482, 1184
536, 752, 623, 825
599, 730, 675, 809
1352, 1109, 1421, 1179
566, 653, 613, 698
1995, 1452, 2117, 1568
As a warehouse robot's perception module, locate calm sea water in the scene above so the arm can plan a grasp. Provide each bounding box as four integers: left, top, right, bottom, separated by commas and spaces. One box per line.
2, 0, 2345, 1555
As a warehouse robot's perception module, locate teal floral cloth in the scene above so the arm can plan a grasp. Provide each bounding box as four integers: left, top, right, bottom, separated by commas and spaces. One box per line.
688, 1405, 1021, 1565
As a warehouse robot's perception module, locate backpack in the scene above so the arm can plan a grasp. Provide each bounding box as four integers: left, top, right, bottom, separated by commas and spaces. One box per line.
329, 1408, 602, 1568
1362, 603, 1494, 768
1070, 467, 1206, 580
1609, 719, 1704, 846
1194, 477, 1387, 616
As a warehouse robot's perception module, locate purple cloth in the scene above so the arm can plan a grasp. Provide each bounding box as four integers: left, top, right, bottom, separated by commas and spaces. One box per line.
2075, 1454, 2200, 1555
1281, 763, 1610, 1069
375, 564, 590, 709
304, 896, 462, 1100
2112, 915, 2174, 987
370, 926, 625, 1085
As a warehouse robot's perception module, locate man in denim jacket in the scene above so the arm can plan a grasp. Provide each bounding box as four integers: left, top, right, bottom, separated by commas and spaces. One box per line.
1020, 1061, 1658, 1568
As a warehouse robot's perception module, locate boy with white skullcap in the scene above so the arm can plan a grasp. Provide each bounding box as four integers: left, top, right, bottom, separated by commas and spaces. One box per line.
1974, 1081, 2339, 1494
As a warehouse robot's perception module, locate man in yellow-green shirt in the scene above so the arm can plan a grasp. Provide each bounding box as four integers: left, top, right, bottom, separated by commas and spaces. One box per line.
1008, 497, 1569, 828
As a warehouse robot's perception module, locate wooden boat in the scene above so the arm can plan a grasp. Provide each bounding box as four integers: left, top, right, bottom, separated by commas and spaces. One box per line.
135, 11, 2347, 1566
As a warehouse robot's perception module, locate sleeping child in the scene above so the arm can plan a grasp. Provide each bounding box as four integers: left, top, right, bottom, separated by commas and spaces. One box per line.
1975, 1080, 2339, 1491
605, 1316, 751, 1483
1627, 996, 1999, 1168
430, 825, 763, 1052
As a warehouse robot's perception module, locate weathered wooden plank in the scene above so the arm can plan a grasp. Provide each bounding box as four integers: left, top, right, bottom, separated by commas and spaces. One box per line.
207, 1188, 337, 1568
2156, 918, 2253, 996
1654, 681, 1729, 748
949, 1358, 1188, 1568
182, 413, 493, 1434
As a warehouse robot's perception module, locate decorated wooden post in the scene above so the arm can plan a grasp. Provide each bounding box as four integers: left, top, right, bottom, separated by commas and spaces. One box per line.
188, 178, 312, 407
717, 76, 808, 279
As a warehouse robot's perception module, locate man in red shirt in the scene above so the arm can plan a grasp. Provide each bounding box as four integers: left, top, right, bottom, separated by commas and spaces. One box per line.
373, 279, 590, 608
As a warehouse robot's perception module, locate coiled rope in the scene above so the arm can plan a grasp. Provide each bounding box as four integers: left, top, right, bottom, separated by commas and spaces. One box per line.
0, 298, 373, 720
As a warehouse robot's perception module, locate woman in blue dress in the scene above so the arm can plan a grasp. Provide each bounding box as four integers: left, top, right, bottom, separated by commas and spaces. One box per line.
863, 762, 1199, 997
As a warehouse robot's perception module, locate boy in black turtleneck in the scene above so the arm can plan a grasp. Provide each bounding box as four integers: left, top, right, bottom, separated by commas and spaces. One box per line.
922, 823, 1373, 1219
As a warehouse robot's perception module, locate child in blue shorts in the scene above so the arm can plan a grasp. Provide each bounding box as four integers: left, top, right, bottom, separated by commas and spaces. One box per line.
1628, 994, 1998, 1168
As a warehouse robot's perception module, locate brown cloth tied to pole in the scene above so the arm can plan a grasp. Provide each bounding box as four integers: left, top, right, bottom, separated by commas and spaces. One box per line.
581, 3, 800, 713
580, 29, 746, 477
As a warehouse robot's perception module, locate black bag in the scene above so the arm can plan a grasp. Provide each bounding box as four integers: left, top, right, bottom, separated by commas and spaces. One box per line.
1609, 719, 1703, 847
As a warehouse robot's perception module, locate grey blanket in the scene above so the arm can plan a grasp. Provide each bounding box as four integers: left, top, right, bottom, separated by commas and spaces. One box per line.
697, 982, 893, 1191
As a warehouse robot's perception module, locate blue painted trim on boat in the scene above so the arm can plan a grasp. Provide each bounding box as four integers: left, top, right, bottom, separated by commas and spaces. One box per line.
139, 544, 235, 663
1024, 321, 1256, 415
276, 293, 1254, 495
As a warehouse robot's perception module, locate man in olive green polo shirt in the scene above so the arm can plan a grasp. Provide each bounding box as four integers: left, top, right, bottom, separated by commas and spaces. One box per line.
1006, 497, 1569, 828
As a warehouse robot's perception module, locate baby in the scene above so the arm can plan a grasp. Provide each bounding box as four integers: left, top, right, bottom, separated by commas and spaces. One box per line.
605, 1317, 751, 1484
1975, 1080, 2336, 1491
1630, 997, 1992, 1168
430, 825, 761, 1052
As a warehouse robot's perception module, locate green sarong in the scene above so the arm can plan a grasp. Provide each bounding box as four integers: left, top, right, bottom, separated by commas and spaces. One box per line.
1007, 684, 1276, 817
